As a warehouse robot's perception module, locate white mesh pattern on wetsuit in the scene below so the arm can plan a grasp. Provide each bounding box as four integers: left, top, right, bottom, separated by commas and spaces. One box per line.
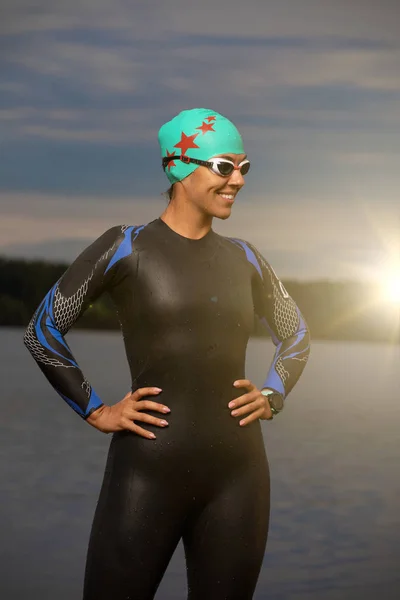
24, 225, 129, 366
23, 313, 72, 368
271, 279, 299, 339
81, 378, 91, 398
53, 229, 126, 335
276, 358, 289, 383
252, 247, 300, 340
293, 355, 309, 363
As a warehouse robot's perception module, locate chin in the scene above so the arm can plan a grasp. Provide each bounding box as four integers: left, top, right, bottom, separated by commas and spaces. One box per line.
215, 206, 233, 220
204, 203, 233, 220
217, 211, 232, 221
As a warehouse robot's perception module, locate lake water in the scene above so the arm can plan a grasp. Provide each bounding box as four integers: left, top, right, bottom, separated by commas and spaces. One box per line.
1, 328, 399, 599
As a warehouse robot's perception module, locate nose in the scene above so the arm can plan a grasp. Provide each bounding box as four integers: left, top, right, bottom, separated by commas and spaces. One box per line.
228, 168, 245, 187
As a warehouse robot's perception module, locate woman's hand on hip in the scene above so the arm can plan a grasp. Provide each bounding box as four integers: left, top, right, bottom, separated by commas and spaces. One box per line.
228, 379, 272, 425
86, 387, 170, 438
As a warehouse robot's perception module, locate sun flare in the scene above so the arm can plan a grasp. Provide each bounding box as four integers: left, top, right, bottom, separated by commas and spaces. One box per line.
384, 276, 400, 304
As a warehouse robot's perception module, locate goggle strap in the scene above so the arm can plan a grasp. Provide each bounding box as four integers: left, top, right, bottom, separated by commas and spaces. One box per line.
162, 155, 209, 170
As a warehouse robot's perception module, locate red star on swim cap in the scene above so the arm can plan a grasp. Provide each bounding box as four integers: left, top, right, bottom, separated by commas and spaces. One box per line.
165, 149, 177, 170
206, 116, 216, 122
196, 121, 216, 135
174, 131, 200, 155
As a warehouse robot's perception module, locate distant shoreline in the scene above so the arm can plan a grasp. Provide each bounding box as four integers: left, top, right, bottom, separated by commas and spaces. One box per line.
1, 256, 399, 344
2, 325, 399, 345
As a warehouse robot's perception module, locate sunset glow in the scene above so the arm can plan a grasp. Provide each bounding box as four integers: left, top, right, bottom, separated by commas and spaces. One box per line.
383, 274, 400, 304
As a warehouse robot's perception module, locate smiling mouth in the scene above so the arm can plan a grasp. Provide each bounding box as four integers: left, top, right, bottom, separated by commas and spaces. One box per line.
218, 193, 235, 202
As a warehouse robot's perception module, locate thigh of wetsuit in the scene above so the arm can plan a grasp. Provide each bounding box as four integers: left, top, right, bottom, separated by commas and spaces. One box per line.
182, 455, 270, 600
83, 433, 190, 600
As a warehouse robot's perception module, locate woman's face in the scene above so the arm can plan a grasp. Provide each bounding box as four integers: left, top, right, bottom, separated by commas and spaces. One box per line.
178, 152, 247, 219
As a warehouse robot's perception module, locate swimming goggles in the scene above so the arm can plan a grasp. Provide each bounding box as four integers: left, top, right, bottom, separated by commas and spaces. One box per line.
162, 155, 251, 177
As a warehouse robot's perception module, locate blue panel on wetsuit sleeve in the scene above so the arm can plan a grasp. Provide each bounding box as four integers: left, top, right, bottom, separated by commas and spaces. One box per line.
34, 299, 78, 367
59, 391, 85, 417
105, 226, 136, 274
229, 238, 263, 279
86, 388, 103, 415
261, 369, 285, 396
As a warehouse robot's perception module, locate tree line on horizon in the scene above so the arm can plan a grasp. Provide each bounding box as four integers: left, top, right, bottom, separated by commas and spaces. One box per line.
0, 256, 398, 344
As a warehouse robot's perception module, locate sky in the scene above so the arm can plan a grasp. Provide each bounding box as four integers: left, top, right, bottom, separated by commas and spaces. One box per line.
0, 0, 399, 281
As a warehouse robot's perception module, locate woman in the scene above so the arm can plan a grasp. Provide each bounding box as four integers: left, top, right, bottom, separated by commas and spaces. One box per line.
23, 108, 310, 599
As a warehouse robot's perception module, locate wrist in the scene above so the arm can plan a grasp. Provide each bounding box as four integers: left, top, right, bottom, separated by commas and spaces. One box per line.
260, 389, 284, 414
86, 404, 107, 428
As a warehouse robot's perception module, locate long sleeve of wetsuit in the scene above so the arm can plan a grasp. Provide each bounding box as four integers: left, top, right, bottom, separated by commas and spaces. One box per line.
23, 225, 131, 419
250, 242, 310, 399
231, 238, 310, 401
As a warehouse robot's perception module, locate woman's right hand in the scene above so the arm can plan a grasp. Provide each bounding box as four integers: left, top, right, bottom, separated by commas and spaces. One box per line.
86, 387, 170, 438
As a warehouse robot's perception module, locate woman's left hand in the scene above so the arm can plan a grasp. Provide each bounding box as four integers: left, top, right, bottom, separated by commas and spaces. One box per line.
228, 379, 273, 425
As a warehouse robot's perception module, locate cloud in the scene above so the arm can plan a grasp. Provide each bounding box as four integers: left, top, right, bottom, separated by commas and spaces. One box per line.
2, 32, 400, 151
7, 34, 400, 99
2, 0, 400, 155
9, 42, 143, 93
0, 0, 157, 37
2, 0, 400, 43
158, 0, 400, 42
167, 41, 400, 92
0, 105, 165, 144
0, 0, 399, 283
335, 151, 400, 167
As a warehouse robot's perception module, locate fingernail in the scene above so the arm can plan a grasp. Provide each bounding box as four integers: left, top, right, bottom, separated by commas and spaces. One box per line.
155, 388, 162, 392
233, 381, 239, 386
239, 420, 245, 426
162, 407, 170, 413
160, 420, 168, 426
149, 433, 156, 439
228, 402, 235, 408
231, 410, 237, 416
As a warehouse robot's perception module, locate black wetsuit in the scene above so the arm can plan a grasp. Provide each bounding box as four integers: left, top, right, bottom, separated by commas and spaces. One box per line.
23, 217, 310, 600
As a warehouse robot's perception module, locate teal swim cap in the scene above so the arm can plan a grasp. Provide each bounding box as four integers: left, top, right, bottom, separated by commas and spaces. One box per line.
158, 108, 245, 184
